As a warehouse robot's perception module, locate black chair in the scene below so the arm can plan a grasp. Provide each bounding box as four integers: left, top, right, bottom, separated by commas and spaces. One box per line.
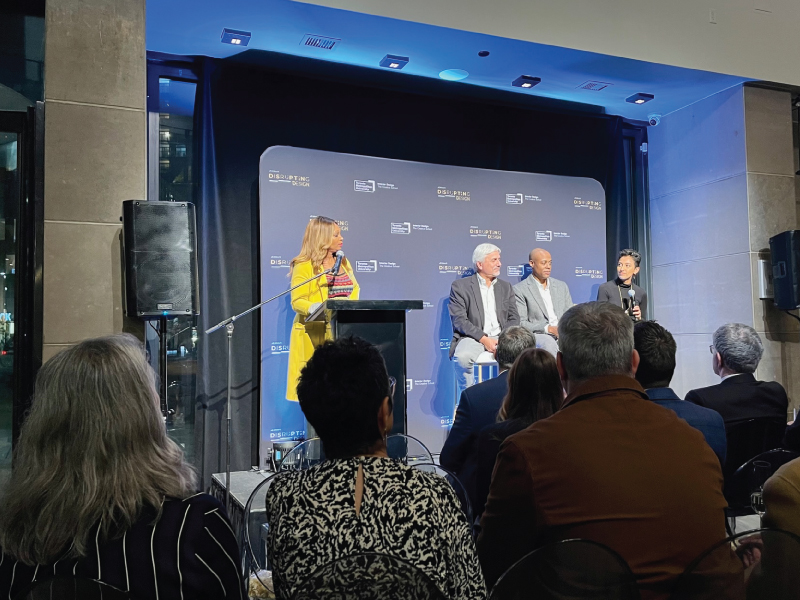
292, 552, 447, 600
726, 449, 800, 513
240, 471, 281, 596
724, 419, 786, 483
670, 528, 800, 600
13, 577, 136, 600
411, 462, 473, 527
488, 539, 640, 600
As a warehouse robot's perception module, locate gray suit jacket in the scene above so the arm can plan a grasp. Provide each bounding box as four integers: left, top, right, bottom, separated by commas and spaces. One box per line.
513, 276, 573, 334
449, 275, 520, 358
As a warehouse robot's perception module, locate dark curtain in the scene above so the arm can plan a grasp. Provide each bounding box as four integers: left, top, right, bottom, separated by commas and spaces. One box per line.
191, 51, 638, 486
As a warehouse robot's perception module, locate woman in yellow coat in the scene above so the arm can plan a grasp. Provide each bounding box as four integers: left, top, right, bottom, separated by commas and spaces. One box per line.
286, 216, 359, 401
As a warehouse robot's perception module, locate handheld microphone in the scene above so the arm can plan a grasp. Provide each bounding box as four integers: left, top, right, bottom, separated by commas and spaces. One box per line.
628, 288, 638, 320
331, 250, 344, 276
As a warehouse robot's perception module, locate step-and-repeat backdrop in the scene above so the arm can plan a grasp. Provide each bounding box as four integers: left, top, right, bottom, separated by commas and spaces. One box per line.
259, 146, 606, 456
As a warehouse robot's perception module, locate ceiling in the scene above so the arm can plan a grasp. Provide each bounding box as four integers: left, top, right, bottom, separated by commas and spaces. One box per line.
147, 0, 751, 120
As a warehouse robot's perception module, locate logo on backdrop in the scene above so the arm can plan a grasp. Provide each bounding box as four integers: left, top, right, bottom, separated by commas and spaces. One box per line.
505, 193, 542, 204
354, 180, 375, 193
574, 267, 604, 279
440, 338, 452, 351
573, 197, 602, 210
270, 255, 290, 268
535, 230, 569, 241
437, 187, 471, 201
355, 260, 400, 272
507, 265, 524, 277
438, 262, 471, 276
267, 170, 310, 187
356, 260, 378, 273
391, 222, 411, 235
470, 227, 502, 240
422, 301, 435, 308
270, 342, 290, 355
354, 179, 399, 192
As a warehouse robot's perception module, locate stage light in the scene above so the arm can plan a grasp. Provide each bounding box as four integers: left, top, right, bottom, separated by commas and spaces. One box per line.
380, 54, 409, 70
439, 69, 469, 81
626, 93, 654, 104
221, 28, 251, 46
512, 75, 541, 89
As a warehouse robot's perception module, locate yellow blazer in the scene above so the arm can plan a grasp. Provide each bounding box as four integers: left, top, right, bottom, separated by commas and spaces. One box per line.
285, 259, 360, 401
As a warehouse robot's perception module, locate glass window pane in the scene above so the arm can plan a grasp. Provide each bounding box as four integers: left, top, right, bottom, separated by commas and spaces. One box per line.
0, 133, 18, 487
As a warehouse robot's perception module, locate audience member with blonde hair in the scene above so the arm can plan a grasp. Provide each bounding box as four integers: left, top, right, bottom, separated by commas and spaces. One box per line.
286, 215, 359, 402
0, 335, 243, 600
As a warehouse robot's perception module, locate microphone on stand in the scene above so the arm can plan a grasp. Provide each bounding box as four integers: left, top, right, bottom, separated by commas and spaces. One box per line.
628, 288, 639, 321
331, 250, 345, 276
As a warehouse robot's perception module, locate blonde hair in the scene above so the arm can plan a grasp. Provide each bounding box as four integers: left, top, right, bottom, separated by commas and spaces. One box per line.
0, 334, 197, 565
289, 216, 339, 274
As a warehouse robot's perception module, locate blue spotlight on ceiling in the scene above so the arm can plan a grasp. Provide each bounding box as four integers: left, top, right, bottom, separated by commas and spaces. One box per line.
512, 75, 541, 89
380, 54, 409, 70
221, 28, 251, 46
439, 69, 469, 81
626, 93, 655, 104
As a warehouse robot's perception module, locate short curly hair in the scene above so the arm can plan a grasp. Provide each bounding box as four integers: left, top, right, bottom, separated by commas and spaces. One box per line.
297, 336, 391, 458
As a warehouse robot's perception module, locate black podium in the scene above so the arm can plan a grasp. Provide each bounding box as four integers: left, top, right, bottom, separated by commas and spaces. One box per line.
308, 300, 423, 434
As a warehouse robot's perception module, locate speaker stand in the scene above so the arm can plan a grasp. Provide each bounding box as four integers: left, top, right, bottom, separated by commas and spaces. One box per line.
206, 267, 333, 513
159, 316, 169, 426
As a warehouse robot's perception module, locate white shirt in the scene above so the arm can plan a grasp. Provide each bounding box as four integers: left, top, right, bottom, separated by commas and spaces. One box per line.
721, 373, 744, 382
534, 278, 559, 327
477, 275, 501, 337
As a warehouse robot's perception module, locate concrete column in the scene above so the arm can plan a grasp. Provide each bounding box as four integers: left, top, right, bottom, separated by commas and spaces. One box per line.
648, 84, 799, 412
744, 87, 799, 412
42, 0, 146, 360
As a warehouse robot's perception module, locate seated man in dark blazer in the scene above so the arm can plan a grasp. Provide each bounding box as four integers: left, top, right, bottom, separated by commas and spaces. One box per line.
478, 303, 732, 595
633, 320, 726, 465
449, 243, 520, 389
440, 326, 537, 503
685, 323, 788, 426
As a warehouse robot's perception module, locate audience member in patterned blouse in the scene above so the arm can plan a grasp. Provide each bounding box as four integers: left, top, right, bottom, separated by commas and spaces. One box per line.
265, 337, 486, 599
0, 335, 244, 600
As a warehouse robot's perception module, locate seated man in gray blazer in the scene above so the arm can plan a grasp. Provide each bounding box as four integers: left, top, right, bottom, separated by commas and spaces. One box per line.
513, 248, 573, 343
449, 243, 520, 389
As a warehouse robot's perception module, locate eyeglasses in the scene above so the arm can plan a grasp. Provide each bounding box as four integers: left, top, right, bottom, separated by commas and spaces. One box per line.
388, 376, 396, 399
709, 345, 715, 354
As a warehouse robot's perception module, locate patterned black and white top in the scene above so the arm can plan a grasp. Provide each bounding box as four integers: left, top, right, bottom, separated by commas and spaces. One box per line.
0, 493, 245, 600
265, 456, 486, 599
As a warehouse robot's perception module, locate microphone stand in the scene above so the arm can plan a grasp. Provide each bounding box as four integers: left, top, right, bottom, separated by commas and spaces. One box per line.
205, 266, 335, 512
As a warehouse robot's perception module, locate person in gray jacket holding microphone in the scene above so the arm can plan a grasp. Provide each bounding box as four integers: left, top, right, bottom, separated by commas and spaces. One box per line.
513, 248, 572, 353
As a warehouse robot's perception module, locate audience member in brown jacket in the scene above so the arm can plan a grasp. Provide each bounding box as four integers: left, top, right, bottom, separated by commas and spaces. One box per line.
477, 303, 732, 599
763, 457, 800, 538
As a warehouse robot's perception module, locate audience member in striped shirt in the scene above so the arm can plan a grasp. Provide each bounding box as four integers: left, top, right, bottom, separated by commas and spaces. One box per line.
0, 334, 245, 600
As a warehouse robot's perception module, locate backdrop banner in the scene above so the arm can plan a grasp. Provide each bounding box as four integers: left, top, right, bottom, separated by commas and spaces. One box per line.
259, 145, 606, 455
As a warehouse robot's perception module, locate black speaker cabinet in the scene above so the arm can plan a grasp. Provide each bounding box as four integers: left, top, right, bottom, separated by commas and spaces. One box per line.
770, 230, 800, 310
122, 200, 200, 318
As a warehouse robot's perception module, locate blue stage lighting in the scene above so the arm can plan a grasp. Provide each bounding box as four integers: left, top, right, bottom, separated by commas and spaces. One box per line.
512, 75, 541, 89
626, 93, 655, 104
439, 69, 469, 81
380, 54, 409, 69
221, 28, 251, 46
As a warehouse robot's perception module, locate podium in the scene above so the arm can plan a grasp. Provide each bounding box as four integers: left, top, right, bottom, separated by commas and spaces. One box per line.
308, 300, 423, 434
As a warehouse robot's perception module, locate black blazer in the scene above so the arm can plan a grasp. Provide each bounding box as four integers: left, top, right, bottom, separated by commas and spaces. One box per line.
685, 373, 788, 427
440, 371, 509, 497
449, 275, 520, 358
596, 279, 647, 320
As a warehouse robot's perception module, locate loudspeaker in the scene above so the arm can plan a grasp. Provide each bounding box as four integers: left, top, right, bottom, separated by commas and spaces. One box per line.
769, 230, 800, 310
122, 200, 200, 318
